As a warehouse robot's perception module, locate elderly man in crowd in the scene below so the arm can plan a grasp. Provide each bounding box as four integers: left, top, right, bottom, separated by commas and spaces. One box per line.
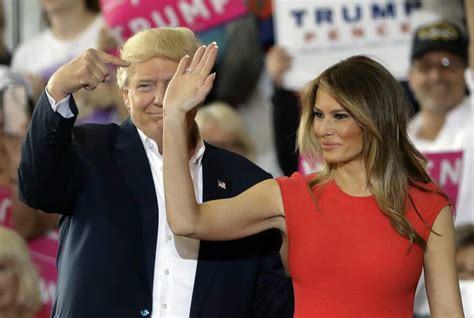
18, 27, 293, 318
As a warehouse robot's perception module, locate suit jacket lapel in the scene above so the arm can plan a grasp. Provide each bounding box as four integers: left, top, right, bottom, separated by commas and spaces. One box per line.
114, 119, 158, 295
191, 144, 232, 318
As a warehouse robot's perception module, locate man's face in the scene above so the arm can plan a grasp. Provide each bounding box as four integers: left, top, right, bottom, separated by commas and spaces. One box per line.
122, 57, 196, 151
122, 57, 178, 146
408, 51, 466, 115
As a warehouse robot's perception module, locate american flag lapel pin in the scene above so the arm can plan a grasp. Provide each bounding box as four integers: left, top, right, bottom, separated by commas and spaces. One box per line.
217, 179, 226, 190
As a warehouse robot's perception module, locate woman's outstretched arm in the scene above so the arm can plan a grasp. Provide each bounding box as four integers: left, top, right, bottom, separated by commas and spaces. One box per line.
163, 44, 285, 241
424, 206, 463, 317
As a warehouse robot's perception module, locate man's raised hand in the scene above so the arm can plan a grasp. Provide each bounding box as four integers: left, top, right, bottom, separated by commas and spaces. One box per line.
46, 49, 129, 102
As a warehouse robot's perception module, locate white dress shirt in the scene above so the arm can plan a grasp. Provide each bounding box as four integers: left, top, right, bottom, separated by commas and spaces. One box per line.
137, 129, 204, 318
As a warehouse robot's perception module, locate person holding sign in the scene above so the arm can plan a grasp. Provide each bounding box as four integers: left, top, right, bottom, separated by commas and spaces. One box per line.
18, 28, 292, 318
414, 8, 474, 318
407, 21, 473, 226
163, 53, 463, 317
265, 46, 299, 177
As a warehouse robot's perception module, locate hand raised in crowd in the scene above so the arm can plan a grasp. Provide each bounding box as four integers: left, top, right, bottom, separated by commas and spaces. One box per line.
96, 26, 119, 53
46, 49, 129, 102
266, 46, 292, 88
163, 43, 218, 116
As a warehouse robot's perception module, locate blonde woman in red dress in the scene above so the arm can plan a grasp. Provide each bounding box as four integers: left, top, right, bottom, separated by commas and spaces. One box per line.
161, 43, 464, 317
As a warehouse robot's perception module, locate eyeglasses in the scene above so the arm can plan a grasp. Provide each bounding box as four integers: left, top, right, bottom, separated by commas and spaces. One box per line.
413, 56, 464, 73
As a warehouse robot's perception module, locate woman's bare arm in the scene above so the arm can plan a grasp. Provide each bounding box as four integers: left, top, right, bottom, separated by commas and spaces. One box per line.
424, 206, 463, 317
163, 44, 285, 241
186, 179, 285, 240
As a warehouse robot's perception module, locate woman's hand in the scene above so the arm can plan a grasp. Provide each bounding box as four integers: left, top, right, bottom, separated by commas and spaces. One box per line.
163, 42, 218, 117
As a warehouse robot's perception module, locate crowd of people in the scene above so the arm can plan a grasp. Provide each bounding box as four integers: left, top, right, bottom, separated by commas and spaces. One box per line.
0, 0, 473, 317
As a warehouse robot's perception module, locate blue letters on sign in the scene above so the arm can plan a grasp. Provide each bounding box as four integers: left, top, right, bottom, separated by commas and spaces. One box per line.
287, 0, 422, 27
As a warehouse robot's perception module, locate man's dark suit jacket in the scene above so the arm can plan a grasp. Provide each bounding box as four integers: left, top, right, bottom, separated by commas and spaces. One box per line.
19, 93, 293, 318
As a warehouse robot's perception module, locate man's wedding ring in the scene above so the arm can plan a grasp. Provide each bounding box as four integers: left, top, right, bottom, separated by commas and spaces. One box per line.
185, 67, 193, 73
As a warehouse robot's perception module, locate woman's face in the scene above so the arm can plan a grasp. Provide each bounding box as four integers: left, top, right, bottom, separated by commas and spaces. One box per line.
0, 258, 19, 311
312, 88, 364, 167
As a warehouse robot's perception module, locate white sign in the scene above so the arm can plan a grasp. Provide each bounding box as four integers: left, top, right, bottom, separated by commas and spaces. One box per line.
274, 0, 423, 90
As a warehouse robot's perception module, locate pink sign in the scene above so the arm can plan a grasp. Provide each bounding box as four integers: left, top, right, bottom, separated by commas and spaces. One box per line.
28, 231, 58, 315
101, 0, 248, 43
424, 151, 463, 214
0, 186, 58, 315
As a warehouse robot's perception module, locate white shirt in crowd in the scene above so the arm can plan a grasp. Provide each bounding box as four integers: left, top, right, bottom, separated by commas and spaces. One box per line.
408, 95, 473, 226
12, 15, 103, 78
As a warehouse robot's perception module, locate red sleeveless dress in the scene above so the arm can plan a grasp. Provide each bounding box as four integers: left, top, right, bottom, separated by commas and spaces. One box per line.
276, 172, 449, 317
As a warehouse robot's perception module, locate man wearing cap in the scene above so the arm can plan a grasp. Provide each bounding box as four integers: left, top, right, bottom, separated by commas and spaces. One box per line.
408, 20, 472, 225
408, 20, 473, 317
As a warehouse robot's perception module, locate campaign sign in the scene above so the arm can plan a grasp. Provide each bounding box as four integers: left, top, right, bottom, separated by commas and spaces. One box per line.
0, 186, 58, 315
101, 0, 248, 43
424, 151, 463, 215
273, 0, 423, 89
28, 231, 58, 314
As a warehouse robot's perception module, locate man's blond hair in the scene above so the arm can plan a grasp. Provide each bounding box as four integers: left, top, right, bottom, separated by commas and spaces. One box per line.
116, 27, 201, 88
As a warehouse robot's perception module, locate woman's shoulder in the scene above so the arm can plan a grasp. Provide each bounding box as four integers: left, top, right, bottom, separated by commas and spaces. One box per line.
409, 181, 449, 204
276, 172, 318, 203
409, 180, 445, 197
277, 171, 317, 182
408, 181, 452, 225
276, 171, 314, 187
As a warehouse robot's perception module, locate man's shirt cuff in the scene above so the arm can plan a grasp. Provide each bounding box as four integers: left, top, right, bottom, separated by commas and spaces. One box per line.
45, 88, 75, 118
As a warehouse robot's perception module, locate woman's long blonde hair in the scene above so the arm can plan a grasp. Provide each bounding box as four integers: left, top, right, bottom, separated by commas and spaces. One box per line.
298, 55, 446, 248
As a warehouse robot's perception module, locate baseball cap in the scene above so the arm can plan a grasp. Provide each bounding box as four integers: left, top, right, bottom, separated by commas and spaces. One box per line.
410, 21, 468, 62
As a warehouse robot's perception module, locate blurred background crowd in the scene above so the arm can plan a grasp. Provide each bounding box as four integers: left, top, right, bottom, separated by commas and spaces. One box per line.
0, 0, 473, 317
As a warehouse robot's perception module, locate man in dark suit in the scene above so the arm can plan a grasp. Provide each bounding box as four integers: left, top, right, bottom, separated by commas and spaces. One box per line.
18, 27, 292, 318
